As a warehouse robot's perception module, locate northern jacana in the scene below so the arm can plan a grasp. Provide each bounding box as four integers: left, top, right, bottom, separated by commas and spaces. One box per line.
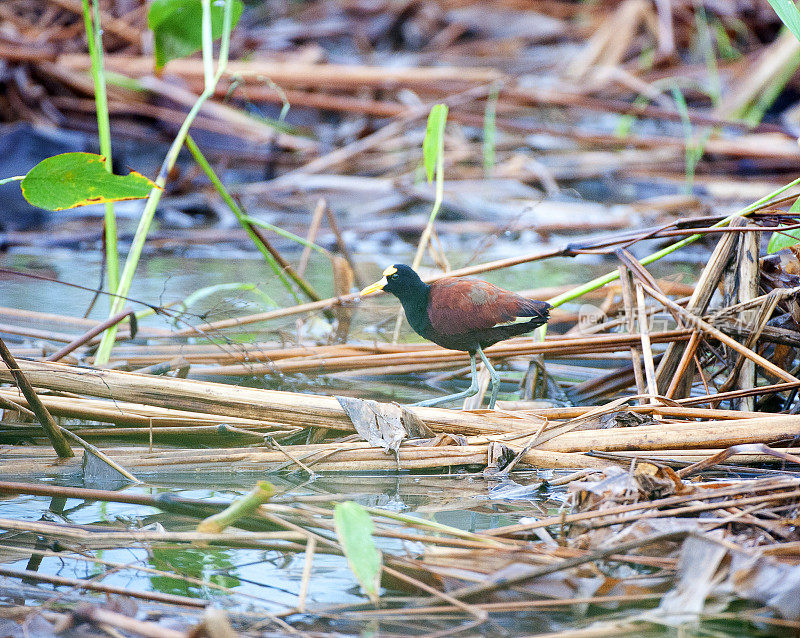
359, 264, 550, 409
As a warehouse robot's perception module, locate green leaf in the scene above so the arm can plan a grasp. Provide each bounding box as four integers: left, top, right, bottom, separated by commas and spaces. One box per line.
147, 0, 243, 69
21, 153, 157, 211
768, 197, 800, 252
422, 103, 448, 183
768, 0, 800, 43
768, 227, 800, 253
483, 85, 499, 177
334, 502, 382, 602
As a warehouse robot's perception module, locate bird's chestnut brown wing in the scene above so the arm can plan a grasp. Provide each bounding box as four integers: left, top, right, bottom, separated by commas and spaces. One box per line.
427, 279, 526, 333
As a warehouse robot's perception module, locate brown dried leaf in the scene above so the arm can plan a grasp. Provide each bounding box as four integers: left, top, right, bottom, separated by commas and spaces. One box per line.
760, 247, 800, 290
655, 535, 800, 622
428, 433, 468, 447
401, 406, 435, 439
598, 410, 655, 428
487, 441, 515, 470
634, 462, 688, 498
634, 470, 676, 499
336, 396, 406, 453
569, 466, 639, 508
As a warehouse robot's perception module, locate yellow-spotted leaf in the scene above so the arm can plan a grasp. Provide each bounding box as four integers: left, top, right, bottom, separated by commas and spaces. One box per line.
21, 153, 157, 211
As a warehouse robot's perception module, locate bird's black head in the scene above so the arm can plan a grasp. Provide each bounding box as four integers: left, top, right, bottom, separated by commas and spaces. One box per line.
359, 264, 428, 301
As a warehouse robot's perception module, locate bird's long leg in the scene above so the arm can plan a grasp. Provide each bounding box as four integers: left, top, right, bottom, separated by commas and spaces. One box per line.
411, 352, 479, 407
477, 345, 500, 409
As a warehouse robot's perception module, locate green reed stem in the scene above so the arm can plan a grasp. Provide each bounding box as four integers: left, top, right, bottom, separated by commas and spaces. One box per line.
95, 0, 234, 364
81, 0, 119, 297
184, 135, 300, 303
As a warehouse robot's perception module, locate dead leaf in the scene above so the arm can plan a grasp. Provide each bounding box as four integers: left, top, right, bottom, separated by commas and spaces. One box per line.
487, 441, 515, 470
634, 462, 685, 498
655, 535, 728, 623
401, 406, 435, 438
336, 396, 407, 453
654, 535, 800, 623
598, 410, 655, 428
569, 466, 639, 508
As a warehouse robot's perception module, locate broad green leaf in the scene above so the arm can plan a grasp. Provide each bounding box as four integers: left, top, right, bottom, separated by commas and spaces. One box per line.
21, 153, 157, 211
334, 502, 382, 602
768, 0, 800, 43
768, 227, 800, 252
767, 197, 800, 254
148, 0, 243, 69
768, 197, 800, 252
422, 103, 448, 183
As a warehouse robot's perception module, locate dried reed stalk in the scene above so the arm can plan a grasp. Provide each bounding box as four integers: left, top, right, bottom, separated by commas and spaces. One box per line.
533, 414, 800, 452
618, 265, 646, 398
188, 330, 691, 376
0, 337, 72, 458
655, 219, 741, 394
3, 410, 798, 475
735, 224, 761, 410
60, 54, 503, 90
0, 359, 543, 436
643, 284, 798, 383
0, 388, 293, 430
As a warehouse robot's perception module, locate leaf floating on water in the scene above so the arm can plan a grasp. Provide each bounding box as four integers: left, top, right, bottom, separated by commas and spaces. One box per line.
334, 501, 382, 603
82, 449, 132, 490
21, 153, 157, 211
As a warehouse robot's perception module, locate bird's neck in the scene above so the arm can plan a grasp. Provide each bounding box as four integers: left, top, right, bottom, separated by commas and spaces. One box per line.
398, 282, 431, 336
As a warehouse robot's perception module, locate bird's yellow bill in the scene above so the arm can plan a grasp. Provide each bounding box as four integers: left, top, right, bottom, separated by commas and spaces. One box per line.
359, 277, 387, 297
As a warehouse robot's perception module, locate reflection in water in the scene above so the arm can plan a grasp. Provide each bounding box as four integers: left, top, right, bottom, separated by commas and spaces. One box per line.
0, 472, 557, 614
149, 546, 240, 597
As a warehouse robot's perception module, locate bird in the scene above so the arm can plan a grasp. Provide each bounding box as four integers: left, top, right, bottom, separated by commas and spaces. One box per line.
359, 264, 550, 409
